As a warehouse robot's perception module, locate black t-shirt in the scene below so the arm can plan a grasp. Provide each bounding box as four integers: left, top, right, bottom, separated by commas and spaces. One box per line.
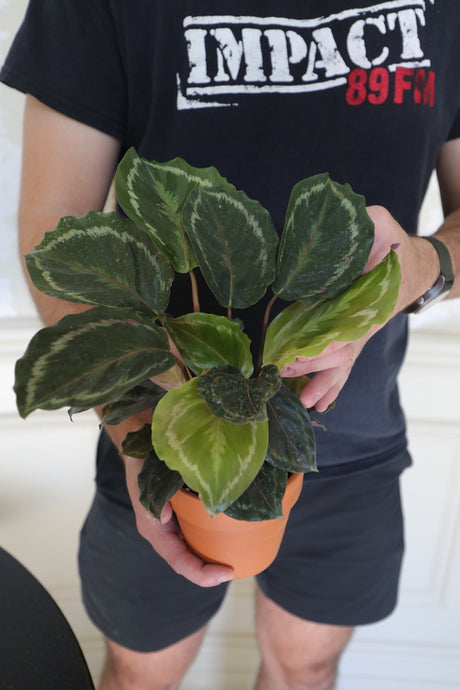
2, 0, 460, 470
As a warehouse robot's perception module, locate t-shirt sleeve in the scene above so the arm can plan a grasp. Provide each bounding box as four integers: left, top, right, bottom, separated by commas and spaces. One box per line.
0, 0, 127, 140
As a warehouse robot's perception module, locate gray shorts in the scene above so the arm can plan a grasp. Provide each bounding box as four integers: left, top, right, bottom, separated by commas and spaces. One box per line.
78, 432, 410, 652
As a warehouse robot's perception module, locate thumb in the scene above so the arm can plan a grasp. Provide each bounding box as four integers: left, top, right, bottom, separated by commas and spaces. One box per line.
159, 501, 174, 524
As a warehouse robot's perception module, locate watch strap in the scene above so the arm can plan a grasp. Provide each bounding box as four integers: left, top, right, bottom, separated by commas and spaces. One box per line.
424, 236, 454, 284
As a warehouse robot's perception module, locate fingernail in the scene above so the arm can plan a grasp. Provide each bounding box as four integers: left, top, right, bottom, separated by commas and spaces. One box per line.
281, 366, 294, 376
218, 573, 233, 584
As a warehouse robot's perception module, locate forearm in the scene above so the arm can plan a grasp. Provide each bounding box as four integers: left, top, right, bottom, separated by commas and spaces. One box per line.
18, 95, 120, 325
429, 137, 460, 300
18, 206, 95, 326
95, 405, 152, 456
433, 208, 460, 300
395, 206, 460, 315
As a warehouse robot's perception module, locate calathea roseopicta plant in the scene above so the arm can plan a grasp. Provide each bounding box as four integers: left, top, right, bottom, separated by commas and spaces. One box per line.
14, 148, 401, 521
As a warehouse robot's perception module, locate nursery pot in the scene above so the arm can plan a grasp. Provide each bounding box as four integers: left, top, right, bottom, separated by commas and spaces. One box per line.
170, 473, 303, 579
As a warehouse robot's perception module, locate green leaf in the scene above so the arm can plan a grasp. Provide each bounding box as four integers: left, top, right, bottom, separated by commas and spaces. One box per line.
151, 378, 268, 516
182, 186, 278, 308
25, 212, 173, 314
15, 307, 177, 418
197, 364, 282, 424
264, 250, 401, 369
273, 174, 374, 302
115, 149, 235, 272
282, 375, 311, 399
266, 385, 317, 473
164, 313, 253, 377
151, 363, 188, 390
224, 465, 288, 521
138, 449, 184, 520
100, 380, 166, 425
121, 423, 153, 459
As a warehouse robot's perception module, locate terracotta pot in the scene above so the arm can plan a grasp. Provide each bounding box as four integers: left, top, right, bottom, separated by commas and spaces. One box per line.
170, 473, 303, 579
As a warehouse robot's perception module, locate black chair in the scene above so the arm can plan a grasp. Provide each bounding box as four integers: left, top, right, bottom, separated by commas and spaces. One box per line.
0, 546, 95, 689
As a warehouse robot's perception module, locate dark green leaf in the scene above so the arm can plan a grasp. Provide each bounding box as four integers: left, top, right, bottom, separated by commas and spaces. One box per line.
121, 423, 153, 459
138, 449, 184, 520
197, 364, 282, 424
25, 212, 173, 314
224, 465, 287, 521
101, 380, 166, 425
15, 307, 177, 418
273, 174, 374, 302
182, 185, 278, 308
115, 149, 235, 272
164, 313, 253, 377
266, 385, 317, 473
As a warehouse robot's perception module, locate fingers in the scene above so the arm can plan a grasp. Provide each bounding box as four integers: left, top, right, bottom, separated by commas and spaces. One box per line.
281, 340, 368, 411
299, 367, 348, 412
363, 205, 407, 272
281, 342, 351, 377
135, 503, 234, 587
124, 455, 233, 587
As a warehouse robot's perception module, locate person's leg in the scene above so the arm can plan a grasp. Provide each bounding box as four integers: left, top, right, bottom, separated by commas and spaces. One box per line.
99, 627, 207, 690
254, 588, 352, 690
254, 457, 408, 690
79, 433, 229, 690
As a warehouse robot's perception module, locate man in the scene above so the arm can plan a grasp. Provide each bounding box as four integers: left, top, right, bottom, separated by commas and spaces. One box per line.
2, 2, 460, 688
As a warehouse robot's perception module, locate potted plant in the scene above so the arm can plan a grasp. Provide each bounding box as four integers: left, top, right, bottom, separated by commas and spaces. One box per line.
14, 149, 401, 577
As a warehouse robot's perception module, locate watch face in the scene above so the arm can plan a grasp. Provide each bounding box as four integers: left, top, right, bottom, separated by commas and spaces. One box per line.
405, 236, 454, 314
406, 274, 449, 314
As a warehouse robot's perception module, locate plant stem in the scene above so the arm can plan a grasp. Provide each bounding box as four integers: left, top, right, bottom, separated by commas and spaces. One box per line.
189, 269, 200, 312
255, 293, 278, 375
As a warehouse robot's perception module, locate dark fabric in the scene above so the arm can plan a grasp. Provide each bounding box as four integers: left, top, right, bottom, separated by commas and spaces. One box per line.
257, 451, 410, 625
78, 432, 409, 651
2, 2, 460, 469
79, 495, 229, 653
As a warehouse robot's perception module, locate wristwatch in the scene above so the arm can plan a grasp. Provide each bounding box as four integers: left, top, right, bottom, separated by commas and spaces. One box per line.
404, 236, 454, 314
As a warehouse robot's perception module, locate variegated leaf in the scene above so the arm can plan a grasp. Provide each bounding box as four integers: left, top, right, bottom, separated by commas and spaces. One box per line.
152, 362, 188, 389
121, 423, 154, 460
138, 449, 184, 520
25, 212, 173, 314
182, 186, 278, 308
264, 250, 401, 369
224, 464, 287, 521
15, 308, 177, 418
101, 381, 166, 425
266, 385, 317, 473
273, 174, 374, 302
197, 364, 281, 424
115, 149, 235, 273
151, 378, 268, 516
164, 313, 253, 377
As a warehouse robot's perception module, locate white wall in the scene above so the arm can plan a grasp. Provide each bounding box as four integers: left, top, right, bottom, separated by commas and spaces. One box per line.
1, 2, 460, 688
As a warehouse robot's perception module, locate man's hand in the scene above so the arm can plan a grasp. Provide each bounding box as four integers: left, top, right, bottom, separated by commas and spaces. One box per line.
281, 336, 374, 412
102, 415, 234, 587
280, 205, 441, 412
123, 456, 234, 587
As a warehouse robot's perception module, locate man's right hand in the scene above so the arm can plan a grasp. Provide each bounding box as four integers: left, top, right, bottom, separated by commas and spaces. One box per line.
123, 456, 234, 587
